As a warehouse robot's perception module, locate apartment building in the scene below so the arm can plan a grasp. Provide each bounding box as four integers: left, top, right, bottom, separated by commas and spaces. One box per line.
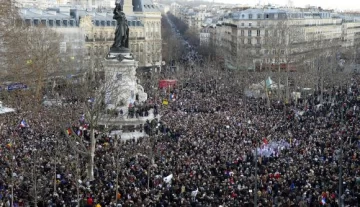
215, 8, 360, 70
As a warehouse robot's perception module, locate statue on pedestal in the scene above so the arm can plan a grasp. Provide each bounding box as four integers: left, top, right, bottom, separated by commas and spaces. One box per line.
111, 1, 129, 51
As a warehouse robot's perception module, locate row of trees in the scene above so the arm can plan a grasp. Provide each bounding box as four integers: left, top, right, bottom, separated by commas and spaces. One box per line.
0, 2, 141, 206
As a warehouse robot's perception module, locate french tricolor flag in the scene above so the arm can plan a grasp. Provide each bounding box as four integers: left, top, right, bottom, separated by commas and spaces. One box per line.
321, 197, 326, 205
19, 119, 28, 128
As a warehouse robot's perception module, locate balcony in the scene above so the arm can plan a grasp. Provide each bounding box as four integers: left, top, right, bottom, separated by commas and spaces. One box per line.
85, 38, 111, 42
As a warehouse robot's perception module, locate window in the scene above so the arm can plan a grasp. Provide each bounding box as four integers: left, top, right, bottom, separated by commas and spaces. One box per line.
48, 20, 54, 27
249, 14, 253, 19
257, 30, 260, 36
257, 38, 260, 44
116, 73, 122, 81
107, 21, 111, 26
242, 14, 245, 18
33, 19, 39, 26
112, 21, 116, 26
241, 23, 244, 26
241, 30, 244, 36
25, 19, 31, 26
63, 20, 68, 27
87, 47, 91, 56
70, 20, 75, 26
257, 14, 261, 19
41, 19, 47, 26
248, 38, 252, 44
266, 14, 269, 19
280, 50, 285, 55
249, 23, 252, 26
248, 30, 252, 36
95, 20, 100, 26
101, 21, 105, 26
56, 20, 61, 27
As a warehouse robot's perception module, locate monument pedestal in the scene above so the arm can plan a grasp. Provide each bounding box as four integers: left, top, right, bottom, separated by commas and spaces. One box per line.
103, 51, 147, 109
100, 50, 152, 140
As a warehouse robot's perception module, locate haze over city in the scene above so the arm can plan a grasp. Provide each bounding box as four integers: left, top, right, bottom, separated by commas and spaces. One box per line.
211, 0, 360, 11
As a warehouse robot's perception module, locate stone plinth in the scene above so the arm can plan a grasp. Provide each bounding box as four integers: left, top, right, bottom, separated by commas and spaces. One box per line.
103, 51, 147, 108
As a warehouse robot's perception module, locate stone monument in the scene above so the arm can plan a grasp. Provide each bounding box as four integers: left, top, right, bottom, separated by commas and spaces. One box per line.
103, 0, 147, 109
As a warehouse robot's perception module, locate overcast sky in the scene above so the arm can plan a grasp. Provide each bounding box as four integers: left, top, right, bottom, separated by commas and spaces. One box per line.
212, 0, 360, 11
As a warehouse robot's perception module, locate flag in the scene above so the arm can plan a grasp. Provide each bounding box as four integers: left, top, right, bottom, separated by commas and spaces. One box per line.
79, 114, 85, 123
191, 188, 198, 197
263, 138, 268, 145
19, 119, 28, 128
76, 130, 82, 136
83, 124, 89, 130
163, 174, 173, 184
162, 99, 168, 105
321, 197, 326, 205
290, 182, 295, 191
66, 128, 72, 135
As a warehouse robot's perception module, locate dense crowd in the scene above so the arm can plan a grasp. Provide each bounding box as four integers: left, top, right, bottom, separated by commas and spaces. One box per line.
1, 74, 360, 207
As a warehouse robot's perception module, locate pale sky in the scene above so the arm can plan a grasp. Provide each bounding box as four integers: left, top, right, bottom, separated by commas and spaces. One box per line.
212, 0, 360, 11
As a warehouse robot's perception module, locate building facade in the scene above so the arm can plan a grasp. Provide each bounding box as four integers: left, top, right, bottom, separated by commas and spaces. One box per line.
199, 27, 210, 46
214, 8, 360, 70
19, 0, 162, 71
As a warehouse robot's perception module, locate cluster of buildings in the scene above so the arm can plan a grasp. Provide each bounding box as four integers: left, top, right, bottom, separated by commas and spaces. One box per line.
171, 2, 360, 71
16, 0, 163, 72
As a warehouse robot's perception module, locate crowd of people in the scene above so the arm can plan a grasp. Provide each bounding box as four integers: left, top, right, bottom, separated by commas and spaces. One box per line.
1, 71, 360, 207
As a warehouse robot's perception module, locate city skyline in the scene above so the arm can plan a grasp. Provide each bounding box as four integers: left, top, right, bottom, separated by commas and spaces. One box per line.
211, 0, 360, 11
